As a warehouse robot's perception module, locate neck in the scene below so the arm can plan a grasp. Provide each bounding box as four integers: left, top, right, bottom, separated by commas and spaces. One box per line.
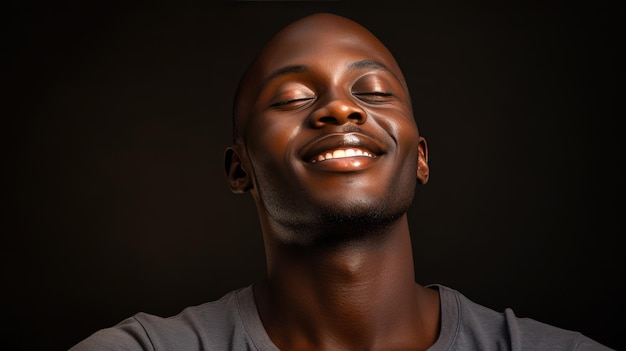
254, 215, 440, 351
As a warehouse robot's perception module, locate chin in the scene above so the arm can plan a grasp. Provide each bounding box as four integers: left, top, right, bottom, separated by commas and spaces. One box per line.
276, 195, 413, 247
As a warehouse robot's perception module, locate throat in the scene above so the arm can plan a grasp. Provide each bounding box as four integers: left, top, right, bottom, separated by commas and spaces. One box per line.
257, 220, 434, 349
255, 277, 438, 351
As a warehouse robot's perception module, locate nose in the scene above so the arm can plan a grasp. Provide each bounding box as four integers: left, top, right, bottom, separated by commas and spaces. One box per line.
309, 94, 366, 128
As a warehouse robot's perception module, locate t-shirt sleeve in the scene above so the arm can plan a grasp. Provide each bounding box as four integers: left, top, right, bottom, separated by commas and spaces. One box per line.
68, 316, 154, 351
573, 336, 616, 351
506, 309, 615, 351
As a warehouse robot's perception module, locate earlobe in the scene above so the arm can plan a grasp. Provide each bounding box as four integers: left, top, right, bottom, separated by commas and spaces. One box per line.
417, 137, 429, 184
224, 146, 252, 193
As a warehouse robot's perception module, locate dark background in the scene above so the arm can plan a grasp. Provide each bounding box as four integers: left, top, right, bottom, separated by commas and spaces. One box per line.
2, 1, 623, 350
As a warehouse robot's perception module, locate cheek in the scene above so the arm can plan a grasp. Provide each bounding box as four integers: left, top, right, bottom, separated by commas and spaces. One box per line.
386, 118, 421, 179
372, 112, 420, 158
246, 116, 303, 172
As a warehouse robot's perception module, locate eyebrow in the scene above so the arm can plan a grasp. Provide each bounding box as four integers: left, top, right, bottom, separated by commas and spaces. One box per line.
261, 59, 396, 89
348, 59, 390, 72
349, 59, 405, 86
264, 65, 309, 86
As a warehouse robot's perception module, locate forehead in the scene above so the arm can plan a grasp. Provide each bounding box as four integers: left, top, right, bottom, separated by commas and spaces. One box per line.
246, 14, 407, 94
232, 14, 409, 141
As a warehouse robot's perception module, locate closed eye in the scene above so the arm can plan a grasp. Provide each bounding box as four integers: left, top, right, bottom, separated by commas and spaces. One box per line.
354, 92, 393, 103
356, 92, 392, 96
271, 97, 315, 108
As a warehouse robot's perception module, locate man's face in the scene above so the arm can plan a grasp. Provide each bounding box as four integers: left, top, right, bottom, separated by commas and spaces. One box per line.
234, 15, 426, 242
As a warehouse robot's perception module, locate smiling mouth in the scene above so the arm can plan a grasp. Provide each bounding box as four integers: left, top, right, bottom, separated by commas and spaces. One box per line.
300, 131, 387, 166
311, 148, 375, 163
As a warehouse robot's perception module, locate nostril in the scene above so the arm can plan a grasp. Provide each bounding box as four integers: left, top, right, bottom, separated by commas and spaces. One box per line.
310, 100, 367, 128
311, 115, 339, 128
348, 112, 365, 123
318, 116, 337, 124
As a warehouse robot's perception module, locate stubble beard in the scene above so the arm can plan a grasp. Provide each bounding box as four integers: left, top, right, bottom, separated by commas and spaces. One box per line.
266, 187, 416, 248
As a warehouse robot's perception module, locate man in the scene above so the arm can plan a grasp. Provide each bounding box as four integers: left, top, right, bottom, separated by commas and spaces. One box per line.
70, 12, 612, 351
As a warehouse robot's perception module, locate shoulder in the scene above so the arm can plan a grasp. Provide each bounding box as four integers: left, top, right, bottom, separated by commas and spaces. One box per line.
68, 286, 256, 351
501, 308, 614, 351
429, 284, 613, 351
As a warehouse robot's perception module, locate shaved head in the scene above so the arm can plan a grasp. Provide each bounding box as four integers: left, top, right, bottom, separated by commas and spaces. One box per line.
231, 13, 410, 144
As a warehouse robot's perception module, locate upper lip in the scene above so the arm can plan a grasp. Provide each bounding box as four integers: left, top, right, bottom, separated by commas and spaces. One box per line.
299, 129, 388, 163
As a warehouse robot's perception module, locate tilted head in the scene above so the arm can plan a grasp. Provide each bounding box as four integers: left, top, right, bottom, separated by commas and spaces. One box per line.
225, 13, 429, 245
232, 13, 412, 144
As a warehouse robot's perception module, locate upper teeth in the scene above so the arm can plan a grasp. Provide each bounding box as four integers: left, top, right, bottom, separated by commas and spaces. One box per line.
312, 148, 374, 163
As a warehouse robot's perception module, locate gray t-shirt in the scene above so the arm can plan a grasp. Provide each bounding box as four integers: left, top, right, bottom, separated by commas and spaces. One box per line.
69, 284, 613, 350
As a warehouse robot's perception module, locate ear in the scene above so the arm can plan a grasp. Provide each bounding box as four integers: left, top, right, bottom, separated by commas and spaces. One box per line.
224, 146, 252, 193
417, 136, 429, 184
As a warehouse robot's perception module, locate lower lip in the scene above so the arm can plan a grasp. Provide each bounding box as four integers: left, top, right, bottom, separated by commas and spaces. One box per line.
307, 156, 377, 172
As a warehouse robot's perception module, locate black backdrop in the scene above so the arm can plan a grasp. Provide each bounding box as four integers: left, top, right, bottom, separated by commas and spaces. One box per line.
2, 1, 623, 350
